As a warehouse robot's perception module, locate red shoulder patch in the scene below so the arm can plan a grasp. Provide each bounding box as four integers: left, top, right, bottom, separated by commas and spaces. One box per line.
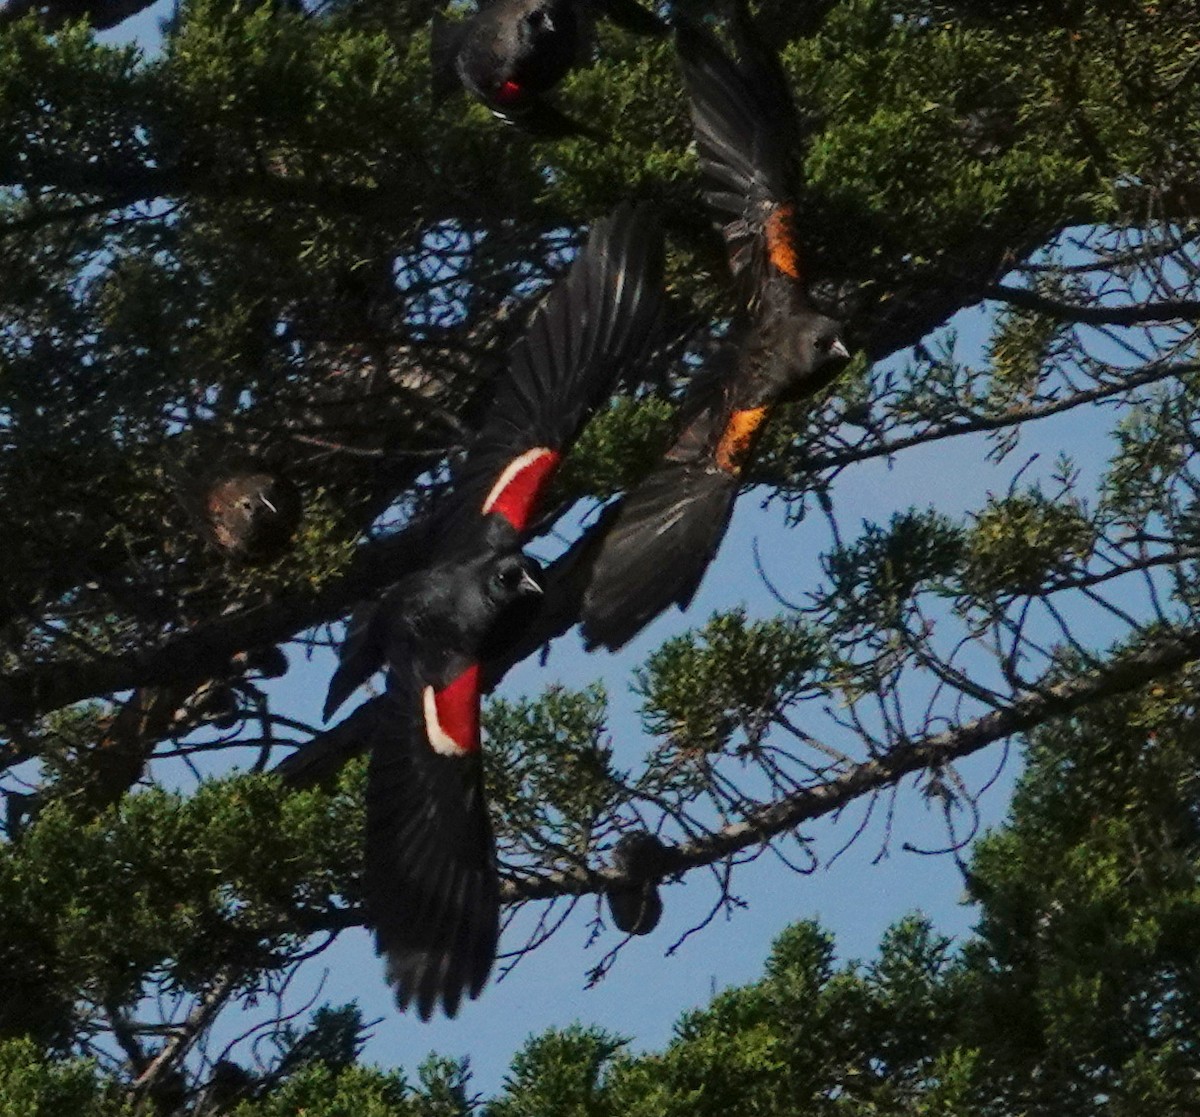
481, 447, 562, 532
494, 80, 524, 106
423, 664, 482, 756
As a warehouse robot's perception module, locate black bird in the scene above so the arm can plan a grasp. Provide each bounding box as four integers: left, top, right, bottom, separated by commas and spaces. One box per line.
431, 0, 668, 138
329, 204, 665, 1019
580, 1, 850, 650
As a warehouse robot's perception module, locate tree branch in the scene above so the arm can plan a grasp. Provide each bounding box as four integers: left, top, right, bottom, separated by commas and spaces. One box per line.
505, 625, 1200, 899
132, 971, 238, 1098
757, 358, 1199, 485
0, 523, 432, 726
291, 623, 1200, 929
986, 282, 1200, 325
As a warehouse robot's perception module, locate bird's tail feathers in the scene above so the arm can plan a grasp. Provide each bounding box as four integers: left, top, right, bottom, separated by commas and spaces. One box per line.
323, 600, 385, 722
365, 682, 500, 1019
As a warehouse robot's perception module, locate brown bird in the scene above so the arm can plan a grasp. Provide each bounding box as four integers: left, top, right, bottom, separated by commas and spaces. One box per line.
190, 459, 303, 563
580, 1, 849, 650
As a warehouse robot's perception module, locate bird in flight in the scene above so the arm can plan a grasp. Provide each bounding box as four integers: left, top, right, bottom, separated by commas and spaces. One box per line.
327, 203, 664, 1018
580, 0, 850, 650
431, 0, 668, 139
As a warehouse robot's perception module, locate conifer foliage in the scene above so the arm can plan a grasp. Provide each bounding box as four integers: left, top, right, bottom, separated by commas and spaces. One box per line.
1, 0, 1199, 1108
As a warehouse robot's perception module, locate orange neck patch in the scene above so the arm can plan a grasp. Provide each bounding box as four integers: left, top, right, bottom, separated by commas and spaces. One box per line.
423, 664, 482, 756
481, 446, 562, 532
715, 406, 771, 474
765, 204, 804, 282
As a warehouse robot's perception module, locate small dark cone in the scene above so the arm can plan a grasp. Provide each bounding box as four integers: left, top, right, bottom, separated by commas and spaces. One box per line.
195, 1060, 256, 1115
605, 831, 669, 935
146, 1069, 189, 1117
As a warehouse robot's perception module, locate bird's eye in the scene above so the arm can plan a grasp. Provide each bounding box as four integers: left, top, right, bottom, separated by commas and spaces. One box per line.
817, 334, 850, 360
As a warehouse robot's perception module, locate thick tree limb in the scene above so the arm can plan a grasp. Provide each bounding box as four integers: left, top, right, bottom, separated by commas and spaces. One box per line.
511, 624, 1200, 898
986, 282, 1200, 325
0, 523, 431, 726
132, 971, 238, 1098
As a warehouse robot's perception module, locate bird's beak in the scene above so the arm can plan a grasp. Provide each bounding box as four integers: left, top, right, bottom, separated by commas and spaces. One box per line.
520, 568, 544, 596
830, 338, 850, 361
259, 495, 278, 514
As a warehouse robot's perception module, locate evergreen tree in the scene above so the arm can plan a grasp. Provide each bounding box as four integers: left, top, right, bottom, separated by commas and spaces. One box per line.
1, 0, 1199, 1108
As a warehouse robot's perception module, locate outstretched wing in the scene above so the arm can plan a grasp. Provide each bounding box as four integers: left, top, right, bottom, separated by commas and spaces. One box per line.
675, 6, 806, 297
325, 206, 663, 719
581, 462, 739, 650
436, 201, 665, 557
323, 598, 387, 722
365, 643, 499, 1020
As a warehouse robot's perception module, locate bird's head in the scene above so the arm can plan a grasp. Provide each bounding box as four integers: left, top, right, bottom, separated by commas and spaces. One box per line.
519, 2, 557, 43
800, 314, 851, 375
764, 308, 851, 401
486, 553, 544, 607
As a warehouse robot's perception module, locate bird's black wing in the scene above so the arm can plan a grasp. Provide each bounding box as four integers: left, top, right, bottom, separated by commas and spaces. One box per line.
326, 206, 662, 717
323, 599, 387, 722
430, 10, 471, 102
436, 201, 664, 558
675, 8, 806, 298
365, 644, 499, 1020
581, 462, 738, 650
